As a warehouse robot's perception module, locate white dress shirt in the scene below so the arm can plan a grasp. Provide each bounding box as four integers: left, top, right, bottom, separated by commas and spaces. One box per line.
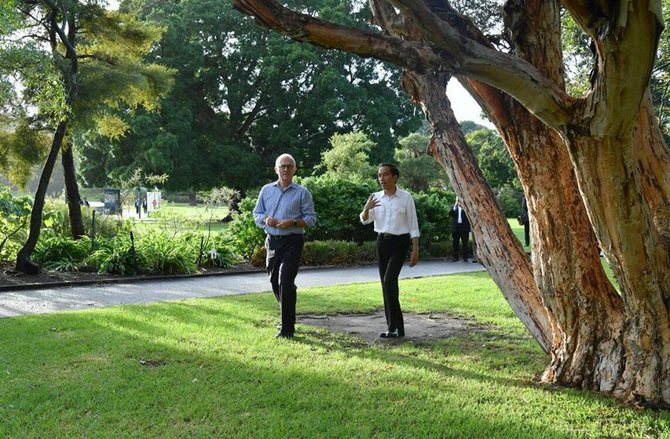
360, 188, 420, 238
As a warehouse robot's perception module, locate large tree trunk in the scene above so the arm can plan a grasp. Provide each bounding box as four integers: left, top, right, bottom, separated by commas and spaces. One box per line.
563, 97, 670, 405
489, 0, 628, 397
402, 71, 553, 351
15, 122, 67, 274
62, 144, 86, 239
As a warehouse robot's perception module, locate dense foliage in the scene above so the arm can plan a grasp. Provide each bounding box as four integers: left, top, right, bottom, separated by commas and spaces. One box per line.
75, 0, 421, 191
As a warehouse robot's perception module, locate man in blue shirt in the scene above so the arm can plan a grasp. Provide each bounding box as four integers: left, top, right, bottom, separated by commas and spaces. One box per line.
253, 153, 316, 338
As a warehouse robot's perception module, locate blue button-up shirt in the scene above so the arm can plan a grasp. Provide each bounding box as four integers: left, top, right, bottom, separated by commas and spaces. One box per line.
253, 181, 316, 235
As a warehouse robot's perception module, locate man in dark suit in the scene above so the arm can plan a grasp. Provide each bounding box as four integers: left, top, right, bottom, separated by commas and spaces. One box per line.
520, 197, 530, 246
450, 196, 471, 261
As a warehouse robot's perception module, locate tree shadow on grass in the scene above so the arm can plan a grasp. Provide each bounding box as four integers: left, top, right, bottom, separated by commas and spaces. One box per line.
2, 298, 659, 438
294, 312, 546, 390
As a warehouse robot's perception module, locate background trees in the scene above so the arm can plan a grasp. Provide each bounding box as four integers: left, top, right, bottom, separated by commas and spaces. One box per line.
74, 0, 421, 193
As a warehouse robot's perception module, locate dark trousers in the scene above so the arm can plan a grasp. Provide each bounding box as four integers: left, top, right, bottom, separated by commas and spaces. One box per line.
377, 234, 410, 333
523, 223, 530, 246
452, 226, 470, 259
266, 234, 304, 334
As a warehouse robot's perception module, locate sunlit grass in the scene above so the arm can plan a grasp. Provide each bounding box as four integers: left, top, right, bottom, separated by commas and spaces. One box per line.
0, 273, 667, 437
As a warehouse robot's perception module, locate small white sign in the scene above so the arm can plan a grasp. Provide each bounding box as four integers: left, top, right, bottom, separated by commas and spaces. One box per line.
147, 191, 162, 212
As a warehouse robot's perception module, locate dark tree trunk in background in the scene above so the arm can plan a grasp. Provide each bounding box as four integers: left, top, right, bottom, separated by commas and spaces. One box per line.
15, 122, 68, 274
62, 145, 86, 238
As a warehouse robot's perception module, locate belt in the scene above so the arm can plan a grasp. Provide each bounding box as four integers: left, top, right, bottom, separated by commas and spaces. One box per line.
378, 233, 410, 239
267, 233, 300, 239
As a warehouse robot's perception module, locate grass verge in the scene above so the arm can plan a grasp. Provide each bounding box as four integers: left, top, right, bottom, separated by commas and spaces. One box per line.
1, 273, 667, 438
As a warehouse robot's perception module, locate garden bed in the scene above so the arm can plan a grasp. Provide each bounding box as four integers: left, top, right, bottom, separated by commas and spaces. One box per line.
0, 260, 261, 290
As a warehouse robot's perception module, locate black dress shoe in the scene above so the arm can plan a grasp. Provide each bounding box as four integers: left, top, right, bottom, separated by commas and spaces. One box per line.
379, 329, 404, 338
275, 330, 294, 339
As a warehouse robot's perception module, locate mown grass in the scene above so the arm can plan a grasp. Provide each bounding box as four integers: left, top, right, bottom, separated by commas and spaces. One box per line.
1, 275, 666, 438
137, 202, 229, 233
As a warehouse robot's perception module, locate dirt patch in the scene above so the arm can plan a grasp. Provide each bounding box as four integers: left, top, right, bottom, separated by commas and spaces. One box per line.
300, 311, 481, 343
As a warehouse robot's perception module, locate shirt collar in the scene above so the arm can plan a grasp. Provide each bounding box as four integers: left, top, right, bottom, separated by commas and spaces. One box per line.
272, 180, 296, 190
380, 188, 401, 199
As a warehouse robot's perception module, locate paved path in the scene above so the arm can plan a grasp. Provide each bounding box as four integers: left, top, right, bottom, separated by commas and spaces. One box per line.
0, 259, 485, 318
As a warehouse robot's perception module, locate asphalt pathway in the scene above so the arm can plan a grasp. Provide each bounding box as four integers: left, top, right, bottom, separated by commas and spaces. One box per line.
0, 259, 485, 318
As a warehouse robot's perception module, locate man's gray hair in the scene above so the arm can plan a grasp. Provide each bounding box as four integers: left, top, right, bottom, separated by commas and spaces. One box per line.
275, 153, 297, 167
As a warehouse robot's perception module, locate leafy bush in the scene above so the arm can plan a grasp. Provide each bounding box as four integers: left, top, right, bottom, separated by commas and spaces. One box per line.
413, 188, 455, 254
300, 174, 378, 242
301, 241, 332, 266
136, 231, 197, 275
40, 197, 130, 241
496, 184, 524, 218
33, 235, 92, 272
355, 241, 377, 261
225, 194, 265, 260
199, 232, 239, 269
0, 189, 31, 260
87, 236, 146, 275
428, 240, 452, 258
250, 246, 266, 268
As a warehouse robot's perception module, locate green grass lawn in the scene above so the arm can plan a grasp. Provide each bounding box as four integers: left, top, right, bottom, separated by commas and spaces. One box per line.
1, 273, 666, 438
137, 202, 229, 233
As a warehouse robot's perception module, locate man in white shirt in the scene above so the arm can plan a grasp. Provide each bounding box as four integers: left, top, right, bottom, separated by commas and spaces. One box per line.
360, 163, 420, 338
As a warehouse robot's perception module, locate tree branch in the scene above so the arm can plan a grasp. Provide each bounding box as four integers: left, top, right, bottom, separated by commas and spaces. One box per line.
234, 0, 573, 129
563, 0, 663, 135
233, 0, 444, 73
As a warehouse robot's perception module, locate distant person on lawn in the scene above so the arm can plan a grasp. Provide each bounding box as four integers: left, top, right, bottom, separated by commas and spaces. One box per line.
253, 153, 316, 339
360, 163, 420, 339
450, 196, 471, 262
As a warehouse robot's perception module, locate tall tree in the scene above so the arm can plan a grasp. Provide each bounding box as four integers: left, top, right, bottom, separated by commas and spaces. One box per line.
10, 0, 172, 273
395, 132, 446, 192
233, 0, 670, 407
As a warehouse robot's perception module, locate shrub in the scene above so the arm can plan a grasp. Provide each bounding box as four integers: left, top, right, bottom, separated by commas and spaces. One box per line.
413, 188, 455, 254
355, 241, 377, 262
225, 194, 265, 260
200, 232, 240, 268
136, 231, 197, 275
428, 240, 452, 258
87, 236, 146, 275
250, 246, 266, 268
33, 235, 92, 272
300, 174, 378, 242
297, 240, 378, 266
0, 189, 31, 260
302, 241, 333, 265
497, 184, 524, 218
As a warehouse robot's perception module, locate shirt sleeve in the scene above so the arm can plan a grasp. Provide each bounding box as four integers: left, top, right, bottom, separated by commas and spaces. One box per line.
300, 188, 317, 228
252, 187, 267, 229
360, 207, 375, 225
406, 194, 420, 238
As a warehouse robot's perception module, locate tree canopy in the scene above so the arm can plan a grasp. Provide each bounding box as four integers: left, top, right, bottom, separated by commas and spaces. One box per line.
76, 0, 422, 192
